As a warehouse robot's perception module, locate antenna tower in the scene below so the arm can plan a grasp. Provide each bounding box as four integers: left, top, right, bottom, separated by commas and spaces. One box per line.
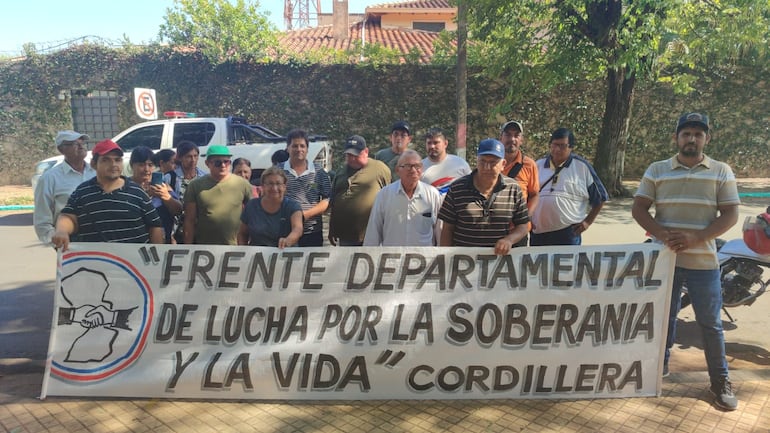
284, 0, 321, 30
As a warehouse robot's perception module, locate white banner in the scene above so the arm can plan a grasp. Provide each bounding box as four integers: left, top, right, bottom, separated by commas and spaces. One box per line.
133, 87, 157, 120
42, 243, 674, 400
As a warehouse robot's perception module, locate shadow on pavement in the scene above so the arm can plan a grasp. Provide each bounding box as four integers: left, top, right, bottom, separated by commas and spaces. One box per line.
673, 319, 770, 368
0, 281, 53, 375
0, 211, 32, 227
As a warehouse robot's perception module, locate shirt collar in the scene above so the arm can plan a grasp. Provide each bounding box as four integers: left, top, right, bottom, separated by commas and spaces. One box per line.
670, 154, 712, 170
544, 154, 574, 169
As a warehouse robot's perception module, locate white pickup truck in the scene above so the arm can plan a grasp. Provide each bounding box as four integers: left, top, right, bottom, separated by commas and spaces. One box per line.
32, 112, 333, 188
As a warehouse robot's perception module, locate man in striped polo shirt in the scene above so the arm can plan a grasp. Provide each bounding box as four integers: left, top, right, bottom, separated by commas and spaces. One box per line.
283, 129, 332, 247
632, 112, 740, 411
438, 138, 529, 255
51, 139, 163, 251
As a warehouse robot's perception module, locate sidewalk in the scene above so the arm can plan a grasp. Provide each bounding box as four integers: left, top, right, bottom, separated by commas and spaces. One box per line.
1, 368, 769, 432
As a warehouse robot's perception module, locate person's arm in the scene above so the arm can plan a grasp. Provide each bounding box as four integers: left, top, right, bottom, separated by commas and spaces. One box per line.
303, 199, 329, 220
574, 202, 604, 234
52, 214, 78, 251
183, 201, 196, 244
526, 189, 539, 217
440, 222, 455, 246
494, 224, 528, 255
362, 194, 384, 246
33, 176, 56, 244
278, 211, 304, 249
148, 226, 163, 244
152, 184, 182, 216
237, 222, 250, 246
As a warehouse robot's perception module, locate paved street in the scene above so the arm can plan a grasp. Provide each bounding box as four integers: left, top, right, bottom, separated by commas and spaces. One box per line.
1, 202, 769, 432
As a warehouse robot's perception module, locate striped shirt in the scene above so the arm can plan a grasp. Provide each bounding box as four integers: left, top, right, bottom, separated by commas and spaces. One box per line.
635, 155, 740, 270
438, 171, 530, 247
61, 177, 162, 243
283, 161, 332, 235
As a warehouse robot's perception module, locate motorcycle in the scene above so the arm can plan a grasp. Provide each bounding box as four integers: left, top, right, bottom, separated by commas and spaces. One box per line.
680, 212, 770, 322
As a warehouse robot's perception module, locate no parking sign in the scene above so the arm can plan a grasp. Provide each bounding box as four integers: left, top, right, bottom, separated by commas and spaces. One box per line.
134, 88, 157, 120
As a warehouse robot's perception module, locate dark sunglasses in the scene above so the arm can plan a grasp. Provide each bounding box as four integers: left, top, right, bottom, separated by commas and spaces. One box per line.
211, 159, 231, 168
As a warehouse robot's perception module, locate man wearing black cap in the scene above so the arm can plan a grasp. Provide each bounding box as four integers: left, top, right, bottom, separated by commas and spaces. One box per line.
632, 112, 740, 411
328, 135, 391, 246
51, 140, 162, 251
375, 120, 412, 180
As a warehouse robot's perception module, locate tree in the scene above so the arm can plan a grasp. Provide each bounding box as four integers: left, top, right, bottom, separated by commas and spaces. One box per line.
159, 0, 277, 63
466, 0, 770, 196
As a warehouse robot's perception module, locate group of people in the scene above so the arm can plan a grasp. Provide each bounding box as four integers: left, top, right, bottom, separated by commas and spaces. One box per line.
33, 112, 740, 411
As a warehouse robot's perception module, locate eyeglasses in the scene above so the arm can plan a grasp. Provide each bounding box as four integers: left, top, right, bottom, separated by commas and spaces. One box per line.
263, 182, 286, 188
211, 159, 231, 167
477, 159, 500, 168
398, 163, 423, 171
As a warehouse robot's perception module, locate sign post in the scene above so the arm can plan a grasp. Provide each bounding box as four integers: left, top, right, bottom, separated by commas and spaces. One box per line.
134, 88, 157, 120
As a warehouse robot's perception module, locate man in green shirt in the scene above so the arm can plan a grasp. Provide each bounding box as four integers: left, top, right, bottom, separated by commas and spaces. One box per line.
374, 120, 411, 180
183, 145, 253, 245
329, 135, 391, 246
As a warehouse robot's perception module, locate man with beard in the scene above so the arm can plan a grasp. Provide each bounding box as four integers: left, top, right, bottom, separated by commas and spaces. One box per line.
420, 127, 471, 194
51, 140, 162, 251
632, 112, 740, 411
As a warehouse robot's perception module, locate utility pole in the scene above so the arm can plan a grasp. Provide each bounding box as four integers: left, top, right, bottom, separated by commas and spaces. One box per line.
455, 1, 468, 160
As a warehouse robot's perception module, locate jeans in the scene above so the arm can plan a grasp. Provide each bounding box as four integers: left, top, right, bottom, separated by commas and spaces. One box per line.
665, 267, 728, 381
530, 225, 581, 246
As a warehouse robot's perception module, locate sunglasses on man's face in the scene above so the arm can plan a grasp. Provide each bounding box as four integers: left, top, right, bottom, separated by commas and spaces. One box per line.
210, 159, 231, 168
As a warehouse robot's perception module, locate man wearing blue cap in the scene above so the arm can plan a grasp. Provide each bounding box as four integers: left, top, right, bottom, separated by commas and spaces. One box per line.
438, 138, 529, 255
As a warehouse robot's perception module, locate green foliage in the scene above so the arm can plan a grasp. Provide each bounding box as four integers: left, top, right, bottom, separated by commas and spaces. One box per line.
159, 0, 278, 63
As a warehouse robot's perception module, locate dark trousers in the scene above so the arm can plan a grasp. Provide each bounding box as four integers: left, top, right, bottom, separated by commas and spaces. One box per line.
298, 231, 324, 247
530, 225, 581, 246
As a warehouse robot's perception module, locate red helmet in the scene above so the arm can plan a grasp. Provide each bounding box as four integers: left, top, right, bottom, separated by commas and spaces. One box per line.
743, 212, 770, 255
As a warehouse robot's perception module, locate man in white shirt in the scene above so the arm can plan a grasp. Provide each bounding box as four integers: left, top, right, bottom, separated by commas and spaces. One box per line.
420, 127, 471, 194
364, 150, 442, 246
33, 130, 96, 244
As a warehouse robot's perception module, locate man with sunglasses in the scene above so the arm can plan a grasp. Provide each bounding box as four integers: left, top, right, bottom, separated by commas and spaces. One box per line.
438, 139, 529, 255
183, 145, 252, 245
632, 112, 740, 411
34, 130, 96, 244
530, 128, 608, 246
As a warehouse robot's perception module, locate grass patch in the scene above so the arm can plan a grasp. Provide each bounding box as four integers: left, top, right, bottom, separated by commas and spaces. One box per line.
0, 196, 34, 206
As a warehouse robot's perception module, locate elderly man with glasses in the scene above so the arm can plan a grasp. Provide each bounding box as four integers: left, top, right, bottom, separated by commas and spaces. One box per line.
34, 130, 97, 245
363, 150, 442, 246
183, 145, 253, 245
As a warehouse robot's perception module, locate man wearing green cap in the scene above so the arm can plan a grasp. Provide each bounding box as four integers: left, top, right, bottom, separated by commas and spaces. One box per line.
183, 145, 253, 245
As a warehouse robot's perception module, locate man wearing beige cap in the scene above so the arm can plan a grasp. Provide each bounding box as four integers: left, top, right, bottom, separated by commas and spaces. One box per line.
34, 130, 96, 245
51, 139, 162, 251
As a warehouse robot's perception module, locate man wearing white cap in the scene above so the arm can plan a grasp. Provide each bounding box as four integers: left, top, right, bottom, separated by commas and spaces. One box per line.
33, 130, 95, 244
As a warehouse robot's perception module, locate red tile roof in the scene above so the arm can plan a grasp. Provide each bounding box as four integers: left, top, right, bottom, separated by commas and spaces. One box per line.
367, 0, 454, 10
277, 20, 450, 64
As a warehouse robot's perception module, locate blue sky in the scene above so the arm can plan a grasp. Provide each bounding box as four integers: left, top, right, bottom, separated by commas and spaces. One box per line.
0, 0, 381, 56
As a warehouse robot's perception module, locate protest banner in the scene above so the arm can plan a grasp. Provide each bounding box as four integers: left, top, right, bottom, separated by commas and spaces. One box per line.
42, 242, 674, 400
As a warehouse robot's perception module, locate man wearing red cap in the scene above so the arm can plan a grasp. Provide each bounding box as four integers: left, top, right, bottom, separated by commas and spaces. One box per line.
51, 140, 162, 251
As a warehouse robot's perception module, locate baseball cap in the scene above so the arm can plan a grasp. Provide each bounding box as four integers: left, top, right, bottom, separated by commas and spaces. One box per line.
391, 120, 411, 135
205, 145, 232, 158
344, 135, 367, 155
92, 139, 123, 157
477, 138, 505, 159
676, 112, 709, 133
501, 121, 523, 134
55, 130, 89, 146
